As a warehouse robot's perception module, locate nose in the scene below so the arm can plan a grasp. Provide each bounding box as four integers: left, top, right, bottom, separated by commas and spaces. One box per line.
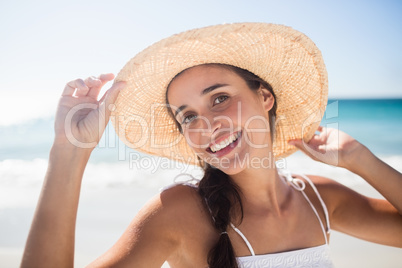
191, 116, 222, 134
210, 117, 222, 135
189, 114, 222, 136
199, 115, 222, 136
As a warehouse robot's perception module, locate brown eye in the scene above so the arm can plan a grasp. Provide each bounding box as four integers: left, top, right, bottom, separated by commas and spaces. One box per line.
182, 114, 197, 125
213, 95, 228, 105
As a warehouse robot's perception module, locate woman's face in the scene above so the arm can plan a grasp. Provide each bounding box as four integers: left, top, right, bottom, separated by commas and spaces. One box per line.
167, 65, 275, 174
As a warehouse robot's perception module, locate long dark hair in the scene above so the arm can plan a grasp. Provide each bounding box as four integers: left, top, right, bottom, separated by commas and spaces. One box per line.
166, 64, 277, 267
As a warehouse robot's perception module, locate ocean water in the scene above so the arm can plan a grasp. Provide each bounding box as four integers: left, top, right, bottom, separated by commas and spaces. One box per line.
0, 98, 401, 200
322, 99, 402, 156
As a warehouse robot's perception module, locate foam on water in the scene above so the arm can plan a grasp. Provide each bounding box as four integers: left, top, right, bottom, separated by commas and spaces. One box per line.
1, 153, 401, 209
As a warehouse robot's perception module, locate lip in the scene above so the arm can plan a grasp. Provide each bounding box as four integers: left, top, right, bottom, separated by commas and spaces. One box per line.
207, 130, 242, 157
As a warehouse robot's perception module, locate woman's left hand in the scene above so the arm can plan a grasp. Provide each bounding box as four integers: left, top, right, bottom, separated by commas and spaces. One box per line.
288, 126, 364, 168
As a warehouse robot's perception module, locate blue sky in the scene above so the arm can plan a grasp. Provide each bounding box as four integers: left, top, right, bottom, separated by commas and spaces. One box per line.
0, 0, 401, 125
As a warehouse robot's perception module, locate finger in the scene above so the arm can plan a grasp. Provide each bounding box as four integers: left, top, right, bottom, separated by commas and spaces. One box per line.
99, 73, 115, 83
87, 73, 115, 100
288, 139, 312, 158
84, 76, 102, 88
318, 144, 327, 153
288, 139, 303, 149
98, 81, 126, 126
289, 138, 316, 154
288, 139, 320, 161
311, 135, 322, 143
62, 78, 89, 97
85, 76, 102, 99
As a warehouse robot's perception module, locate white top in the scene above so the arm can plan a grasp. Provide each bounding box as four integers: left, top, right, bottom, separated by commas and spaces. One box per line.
233, 170, 334, 268
236, 244, 333, 268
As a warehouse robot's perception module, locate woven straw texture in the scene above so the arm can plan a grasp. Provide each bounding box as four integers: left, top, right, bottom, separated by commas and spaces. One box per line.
111, 23, 328, 165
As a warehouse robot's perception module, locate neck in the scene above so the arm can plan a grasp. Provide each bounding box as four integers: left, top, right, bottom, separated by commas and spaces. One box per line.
229, 162, 290, 220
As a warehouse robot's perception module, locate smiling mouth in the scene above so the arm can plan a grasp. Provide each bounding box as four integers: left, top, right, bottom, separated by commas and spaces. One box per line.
208, 131, 241, 153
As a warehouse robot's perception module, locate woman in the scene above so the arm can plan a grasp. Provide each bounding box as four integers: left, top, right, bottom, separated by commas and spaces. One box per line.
21, 23, 401, 268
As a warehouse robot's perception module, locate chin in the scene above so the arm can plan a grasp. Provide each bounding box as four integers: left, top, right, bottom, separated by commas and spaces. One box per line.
206, 149, 277, 175
203, 152, 250, 175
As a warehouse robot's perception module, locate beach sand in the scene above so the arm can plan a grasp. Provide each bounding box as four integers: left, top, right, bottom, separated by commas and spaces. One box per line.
1, 154, 401, 267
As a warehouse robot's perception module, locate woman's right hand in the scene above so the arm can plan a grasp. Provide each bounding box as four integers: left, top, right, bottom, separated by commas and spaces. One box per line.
54, 73, 126, 150
21, 75, 126, 268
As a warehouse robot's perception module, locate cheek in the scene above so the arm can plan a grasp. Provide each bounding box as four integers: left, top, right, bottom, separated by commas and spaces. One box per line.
242, 106, 271, 146
183, 128, 208, 151
218, 103, 241, 129
182, 118, 216, 151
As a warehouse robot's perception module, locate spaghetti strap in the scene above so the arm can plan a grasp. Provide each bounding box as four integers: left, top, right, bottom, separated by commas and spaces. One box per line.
298, 173, 331, 236
160, 181, 198, 191
159, 173, 200, 192
280, 170, 331, 244
230, 223, 256, 256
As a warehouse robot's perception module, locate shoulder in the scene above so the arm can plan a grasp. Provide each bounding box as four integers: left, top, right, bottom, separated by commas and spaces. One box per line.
296, 174, 376, 224
90, 185, 214, 266
298, 174, 358, 208
159, 183, 206, 217
297, 173, 351, 195
139, 183, 204, 220
136, 184, 213, 236
137, 184, 216, 262
302, 174, 364, 200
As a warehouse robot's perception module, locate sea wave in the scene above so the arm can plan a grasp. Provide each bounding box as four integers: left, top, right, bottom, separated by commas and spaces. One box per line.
283, 152, 402, 187
1, 153, 401, 188
1, 153, 401, 209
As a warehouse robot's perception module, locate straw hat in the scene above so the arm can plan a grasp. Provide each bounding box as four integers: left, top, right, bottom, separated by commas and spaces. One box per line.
111, 22, 328, 165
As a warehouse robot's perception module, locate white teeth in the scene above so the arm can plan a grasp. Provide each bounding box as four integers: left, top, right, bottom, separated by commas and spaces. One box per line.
210, 132, 240, 153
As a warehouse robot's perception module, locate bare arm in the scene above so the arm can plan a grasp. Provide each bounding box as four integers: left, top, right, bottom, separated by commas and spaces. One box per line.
21, 144, 91, 266
21, 74, 125, 267
345, 145, 402, 214
290, 127, 402, 246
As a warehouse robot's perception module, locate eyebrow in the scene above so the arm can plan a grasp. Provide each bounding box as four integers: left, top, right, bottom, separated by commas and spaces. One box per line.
174, 105, 187, 118
201, 83, 229, 96
174, 83, 229, 117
